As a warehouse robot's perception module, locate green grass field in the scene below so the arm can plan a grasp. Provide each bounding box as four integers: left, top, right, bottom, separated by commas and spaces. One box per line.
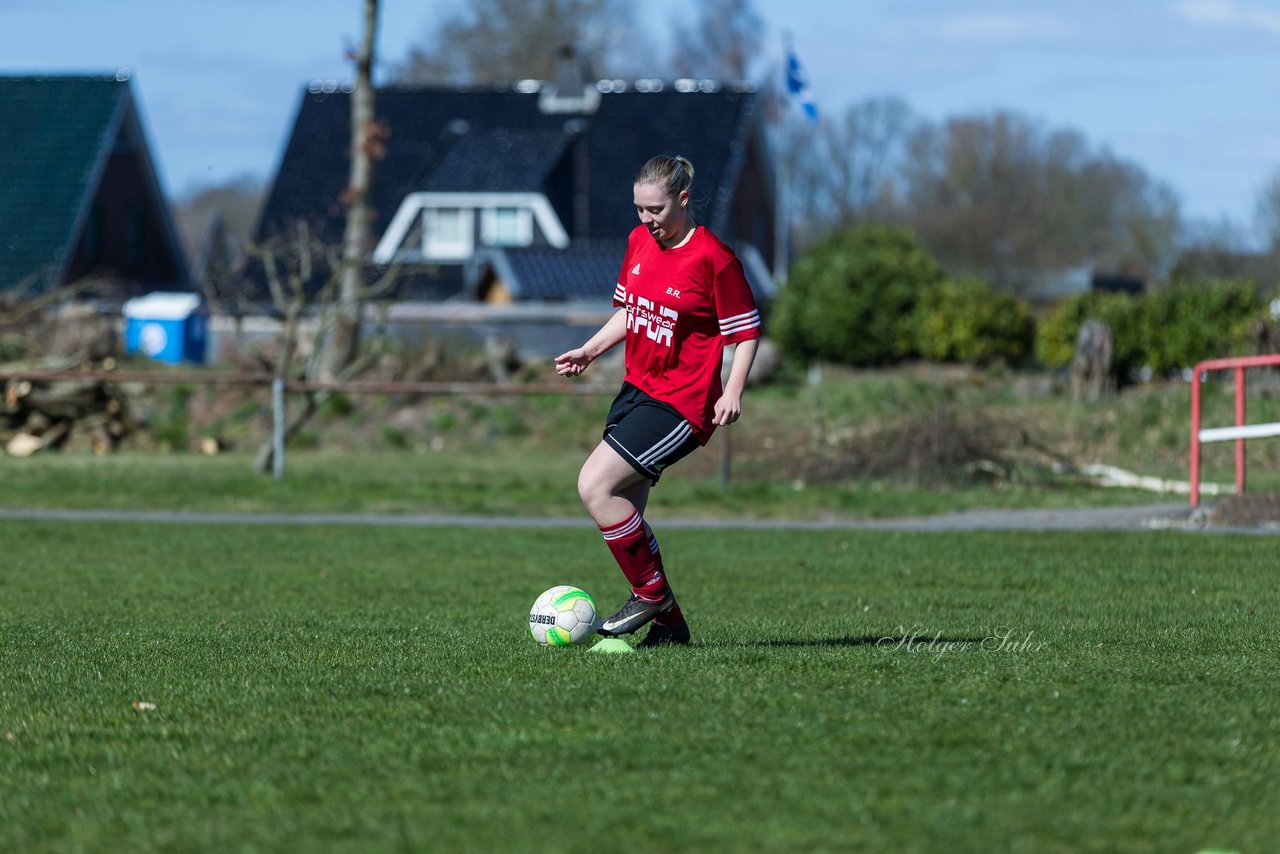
11, 360, 1280, 527
14, 360, 1280, 523
0, 448, 1180, 521
2, 518, 1275, 851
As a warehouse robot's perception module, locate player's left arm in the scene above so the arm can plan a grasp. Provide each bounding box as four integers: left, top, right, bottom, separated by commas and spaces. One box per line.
711, 251, 761, 427
712, 338, 759, 426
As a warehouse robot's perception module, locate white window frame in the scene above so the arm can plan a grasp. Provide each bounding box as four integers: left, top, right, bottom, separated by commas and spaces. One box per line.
374, 193, 569, 265
481, 207, 534, 247
422, 207, 473, 261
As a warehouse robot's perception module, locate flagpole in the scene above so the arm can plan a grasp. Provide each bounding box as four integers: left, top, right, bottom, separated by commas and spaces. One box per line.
776, 33, 817, 285
774, 34, 793, 285
774, 114, 789, 284
782, 35, 821, 388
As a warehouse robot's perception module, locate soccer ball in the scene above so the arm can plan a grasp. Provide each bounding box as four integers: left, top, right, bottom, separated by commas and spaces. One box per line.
529, 585, 600, 646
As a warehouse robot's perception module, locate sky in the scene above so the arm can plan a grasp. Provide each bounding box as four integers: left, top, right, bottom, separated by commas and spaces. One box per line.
1, 0, 1277, 242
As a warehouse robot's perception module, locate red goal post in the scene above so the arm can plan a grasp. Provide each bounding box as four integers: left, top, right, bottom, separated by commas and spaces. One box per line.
1189, 354, 1280, 508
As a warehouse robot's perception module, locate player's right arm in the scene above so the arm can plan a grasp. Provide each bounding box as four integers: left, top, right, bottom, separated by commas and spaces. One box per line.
555, 308, 627, 376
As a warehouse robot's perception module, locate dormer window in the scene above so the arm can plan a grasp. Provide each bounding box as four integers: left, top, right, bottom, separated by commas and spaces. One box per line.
482, 207, 533, 247
423, 207, 472, 260
374, 192, 568, 265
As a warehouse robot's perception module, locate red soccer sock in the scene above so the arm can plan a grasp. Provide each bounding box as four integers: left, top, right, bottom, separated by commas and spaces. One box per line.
653, 600, 685, 627
642, 518, 686, 627
599, 510, 669, 601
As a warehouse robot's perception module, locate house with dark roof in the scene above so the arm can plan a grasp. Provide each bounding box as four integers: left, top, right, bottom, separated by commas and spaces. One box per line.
0, 74, 188, 295
256, 77, 778, 306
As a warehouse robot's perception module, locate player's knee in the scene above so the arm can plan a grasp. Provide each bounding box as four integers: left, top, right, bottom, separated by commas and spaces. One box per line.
577, 469, 601, 510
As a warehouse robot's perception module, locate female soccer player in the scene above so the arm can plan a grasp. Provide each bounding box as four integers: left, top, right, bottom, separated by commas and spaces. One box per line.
554, 155, 762, 647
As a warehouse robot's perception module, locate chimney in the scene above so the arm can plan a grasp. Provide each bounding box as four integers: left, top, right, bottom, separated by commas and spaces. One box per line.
539, 45, 601, 114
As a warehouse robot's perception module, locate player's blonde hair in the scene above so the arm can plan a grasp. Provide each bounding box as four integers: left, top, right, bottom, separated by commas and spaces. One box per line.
635, 155, 695, 200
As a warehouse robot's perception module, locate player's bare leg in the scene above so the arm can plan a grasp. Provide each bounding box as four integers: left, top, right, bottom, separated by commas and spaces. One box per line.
578, 442, 678, 637
577, 440, 647, 527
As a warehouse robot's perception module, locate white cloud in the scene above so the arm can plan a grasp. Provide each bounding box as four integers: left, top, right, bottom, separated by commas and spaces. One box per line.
1174, 0, 1280, 37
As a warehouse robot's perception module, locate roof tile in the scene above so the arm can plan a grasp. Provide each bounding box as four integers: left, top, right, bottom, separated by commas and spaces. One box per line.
258, 86, 758, 246
0, 75, 126, 289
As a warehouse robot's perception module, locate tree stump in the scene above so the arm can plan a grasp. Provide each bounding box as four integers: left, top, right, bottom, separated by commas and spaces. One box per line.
1070, 319, 1115, 402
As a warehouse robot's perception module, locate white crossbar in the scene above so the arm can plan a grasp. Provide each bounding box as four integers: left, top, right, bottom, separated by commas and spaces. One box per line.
1198, 422, 1280, 443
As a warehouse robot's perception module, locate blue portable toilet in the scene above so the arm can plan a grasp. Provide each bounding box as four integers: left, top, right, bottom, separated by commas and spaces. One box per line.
123, 292, 207, 364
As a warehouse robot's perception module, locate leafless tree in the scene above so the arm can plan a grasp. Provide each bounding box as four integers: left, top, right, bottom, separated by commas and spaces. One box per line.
786, 97, 916, 244
1255, 169, 1280, 252
0, 274, 88, 364
900, 111, 1180, 290
392, 0, 645, 84
173, 176, 266, 350
1170, 218, 1280, 288
314, 0, 382, 383
249, 221, 399, 473
172, 175, 265, 258
670, 0, 765, 80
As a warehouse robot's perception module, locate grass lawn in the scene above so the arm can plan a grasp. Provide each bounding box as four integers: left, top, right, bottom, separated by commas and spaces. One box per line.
1, 519, 1275, 851
10, 362, 1280, 521
0, 448, 1180, 521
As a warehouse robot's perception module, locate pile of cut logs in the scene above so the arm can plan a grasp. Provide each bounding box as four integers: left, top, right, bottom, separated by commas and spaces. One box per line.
3, 377, 133, 456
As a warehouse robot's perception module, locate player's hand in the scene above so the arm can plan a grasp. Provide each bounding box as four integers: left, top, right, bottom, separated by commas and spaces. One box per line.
712, 393, 742, 426
554, 347, 590, 377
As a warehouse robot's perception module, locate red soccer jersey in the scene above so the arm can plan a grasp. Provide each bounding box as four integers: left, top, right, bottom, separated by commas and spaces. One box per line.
612, 225, 762, 443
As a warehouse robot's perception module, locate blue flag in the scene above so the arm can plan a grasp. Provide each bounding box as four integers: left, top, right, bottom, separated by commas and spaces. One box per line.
786, 48, 819, 124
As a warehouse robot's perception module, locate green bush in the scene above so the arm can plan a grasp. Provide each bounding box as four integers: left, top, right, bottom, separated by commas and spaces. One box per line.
774, 223, 943, 366
381, 425, 411, 449
1034, 292, 1145, 377
913, 277, 1036, 365
149, 384, 194, 450
319, 392, 356, 420
292, 429, 321, 450
1141, 279, 1267, 374
1036, 280, 1269, 379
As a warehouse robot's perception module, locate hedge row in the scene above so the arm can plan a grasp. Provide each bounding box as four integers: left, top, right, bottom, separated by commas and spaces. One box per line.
773, 223, 1273, 374
1036, 282, 1270, 376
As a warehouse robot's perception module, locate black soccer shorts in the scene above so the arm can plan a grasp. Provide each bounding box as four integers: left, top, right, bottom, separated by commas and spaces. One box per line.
602, 382, 702, 484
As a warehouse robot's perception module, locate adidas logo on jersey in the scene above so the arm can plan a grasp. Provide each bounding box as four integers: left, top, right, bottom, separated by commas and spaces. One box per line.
631, 263, 641, 275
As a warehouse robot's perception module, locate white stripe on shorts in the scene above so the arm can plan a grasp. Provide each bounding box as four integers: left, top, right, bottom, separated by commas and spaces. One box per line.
636, 420, 693, 467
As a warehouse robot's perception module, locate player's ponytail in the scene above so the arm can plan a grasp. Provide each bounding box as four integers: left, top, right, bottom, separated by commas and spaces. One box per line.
635, 155, 695, 201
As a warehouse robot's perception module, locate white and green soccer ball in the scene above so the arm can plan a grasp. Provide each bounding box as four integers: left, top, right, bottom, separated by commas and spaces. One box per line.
529, 585, 600, 646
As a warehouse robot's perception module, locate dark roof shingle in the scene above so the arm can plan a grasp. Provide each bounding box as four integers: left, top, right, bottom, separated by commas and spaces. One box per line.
471, 242, 624, 301
0, 75, 126, 289
258, 84, 759, 246
425, 127, 572, 193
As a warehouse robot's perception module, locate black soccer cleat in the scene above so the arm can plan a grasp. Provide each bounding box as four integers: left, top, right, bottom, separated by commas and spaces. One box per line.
638, 621, 691, 648
597, 591, 675, 637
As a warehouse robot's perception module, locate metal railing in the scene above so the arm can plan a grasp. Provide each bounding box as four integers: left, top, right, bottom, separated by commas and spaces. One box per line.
0, 368, 602, 397
1188, 354, 1280, 508
1, 368, 611, 480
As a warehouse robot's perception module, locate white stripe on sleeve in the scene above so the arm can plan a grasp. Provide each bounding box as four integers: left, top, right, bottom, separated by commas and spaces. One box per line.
719, 310, 761, 336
